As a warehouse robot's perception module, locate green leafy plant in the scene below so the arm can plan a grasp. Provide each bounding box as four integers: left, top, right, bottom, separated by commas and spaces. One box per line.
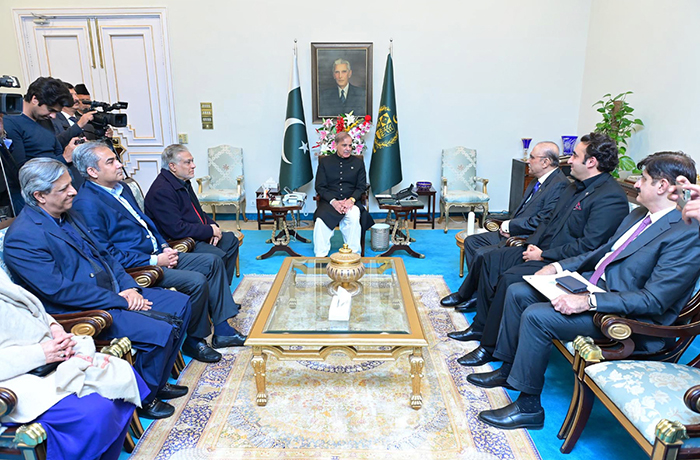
593, 91, 644, 175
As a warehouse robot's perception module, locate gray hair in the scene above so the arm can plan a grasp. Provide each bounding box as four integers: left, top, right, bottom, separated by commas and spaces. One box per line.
162, 144, 190, 168
536, 141, 561, 167
333, 58, 352, 72
19, 158, 69, 208
73, 141, 109, 178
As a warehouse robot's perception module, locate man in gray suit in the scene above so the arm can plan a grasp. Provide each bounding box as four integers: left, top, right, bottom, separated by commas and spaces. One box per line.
468, 151, 700, 430
441, 141, 569, 316
319, 58, 367, 117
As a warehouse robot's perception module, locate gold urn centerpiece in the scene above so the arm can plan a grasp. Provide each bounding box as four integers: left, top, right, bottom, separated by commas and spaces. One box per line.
326, 244, 364, 296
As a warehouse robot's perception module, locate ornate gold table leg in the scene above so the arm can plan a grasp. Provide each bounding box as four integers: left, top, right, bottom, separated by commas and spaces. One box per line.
251, 347, 268, 406
409, 347, 424, 410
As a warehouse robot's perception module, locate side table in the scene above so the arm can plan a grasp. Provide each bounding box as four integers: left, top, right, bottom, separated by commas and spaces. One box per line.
256, 202, 309, 259
255, 187, 279, 230
411, 186, 436, 229
378, 203, 425, 259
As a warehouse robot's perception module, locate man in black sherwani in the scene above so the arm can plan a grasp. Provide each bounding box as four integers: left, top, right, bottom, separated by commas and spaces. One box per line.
313, 131, 373, 256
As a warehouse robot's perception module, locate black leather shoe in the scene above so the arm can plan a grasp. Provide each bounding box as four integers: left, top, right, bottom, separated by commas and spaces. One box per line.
447, 325, 483, 342
455, 298, 477, 313
440, 292, 468, 307
182, 339, 222, 363
467, 368, 514, 390
478, 401, 545, 430
156, 383, 188, 400
137, 399, 175, 420
457, 346, 495, 367
212, 330, 247, 348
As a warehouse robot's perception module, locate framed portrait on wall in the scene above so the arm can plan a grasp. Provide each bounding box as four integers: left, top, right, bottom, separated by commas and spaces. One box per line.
311, 42, 372, 123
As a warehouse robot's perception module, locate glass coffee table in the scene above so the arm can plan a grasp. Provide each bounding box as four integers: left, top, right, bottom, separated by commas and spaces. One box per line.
245, 257, 428, 409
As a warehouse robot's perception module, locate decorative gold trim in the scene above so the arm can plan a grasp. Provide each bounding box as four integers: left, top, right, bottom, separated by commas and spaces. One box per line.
607, 323, 632, 340
87, 18, 96, 68
94, 17, 104, 68
14, 422, 47, 447
655, 419, 688, 444
71, 322, 96, 336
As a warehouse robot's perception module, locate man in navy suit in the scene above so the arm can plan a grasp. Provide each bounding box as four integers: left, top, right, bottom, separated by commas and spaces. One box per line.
50, 82, 97, 149
71, 142, 246, 364
470, 151, 700, 430
4, 158, 192, 420
454, 133, 630, 367
145, 144, 239, 285
319, 58, 367, 117
440, 141, 569, 317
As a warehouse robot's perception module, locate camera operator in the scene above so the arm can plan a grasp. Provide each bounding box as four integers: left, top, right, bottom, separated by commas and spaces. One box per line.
51, 82, 97, 149
3, 77, 84, 198
74, 83, 113, 141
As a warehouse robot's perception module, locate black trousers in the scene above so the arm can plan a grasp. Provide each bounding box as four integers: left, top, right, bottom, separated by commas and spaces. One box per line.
492, 282, 603, 395
479, 260, 548, 353
455, 231, 507, 301
158, 251, 239, 339
194, 231, 239, 286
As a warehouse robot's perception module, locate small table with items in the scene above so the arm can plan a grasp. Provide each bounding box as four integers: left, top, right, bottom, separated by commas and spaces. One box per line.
378, 201, 426, 259
411, 185, 437, 229
255, 187, 280, 229
255, 200, 309, 259
244, 256, 428, 409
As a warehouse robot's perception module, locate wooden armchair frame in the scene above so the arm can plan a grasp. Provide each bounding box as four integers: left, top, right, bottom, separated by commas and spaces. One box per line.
556, 291, 700, 457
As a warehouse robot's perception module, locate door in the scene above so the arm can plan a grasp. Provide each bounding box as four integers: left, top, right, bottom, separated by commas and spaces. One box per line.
14, 8, 176, 190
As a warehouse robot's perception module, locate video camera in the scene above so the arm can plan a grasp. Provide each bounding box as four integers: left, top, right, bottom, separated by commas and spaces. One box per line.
0, 75, 22, 115
87, 100, 128, 137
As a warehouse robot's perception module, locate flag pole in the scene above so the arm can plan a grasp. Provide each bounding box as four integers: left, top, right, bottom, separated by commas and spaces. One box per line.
294, 38, 297, 57
390, 38, 393, 58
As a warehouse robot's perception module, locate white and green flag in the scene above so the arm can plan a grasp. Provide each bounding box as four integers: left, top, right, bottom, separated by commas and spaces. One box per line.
279, 53, 313, 191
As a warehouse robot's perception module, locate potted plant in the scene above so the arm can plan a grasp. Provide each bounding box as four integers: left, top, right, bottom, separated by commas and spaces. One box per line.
593, 91, 644, 178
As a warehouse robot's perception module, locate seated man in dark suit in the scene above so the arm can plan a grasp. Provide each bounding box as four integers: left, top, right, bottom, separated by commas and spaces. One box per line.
454, 133, 630, 363
319, 59, 367, 117
72, 142, 246, 363
313, 131, 374, 256
3, 77, 84, 196
145, 144, 239, 284
3, 158, 192, 420
469, 151, 700, 430
441, 141, 569, 314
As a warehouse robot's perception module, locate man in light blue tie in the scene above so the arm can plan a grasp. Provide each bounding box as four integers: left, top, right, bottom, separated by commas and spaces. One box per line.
468, 151, 700, 430
72, 142, 246, 365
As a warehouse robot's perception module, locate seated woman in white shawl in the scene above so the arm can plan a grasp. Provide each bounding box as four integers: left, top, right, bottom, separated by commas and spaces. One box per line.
0, 269, 148, 460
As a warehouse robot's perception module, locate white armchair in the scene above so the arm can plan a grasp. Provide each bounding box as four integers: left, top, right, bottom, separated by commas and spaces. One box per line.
196, 145, 247, 229
439, 146, 490, 233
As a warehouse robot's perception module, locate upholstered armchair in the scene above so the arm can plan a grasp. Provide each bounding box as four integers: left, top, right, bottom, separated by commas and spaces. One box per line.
196, 145, 247, 230
555, 290, 700, 457
439, 147, 490, 233
0, 337, 140, 459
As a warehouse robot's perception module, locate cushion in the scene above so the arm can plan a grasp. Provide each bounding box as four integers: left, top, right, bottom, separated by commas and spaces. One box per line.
198, 190, 243, 203
442, 147, 478, 192
441, 191, 490, 204
586, 361, 700, 446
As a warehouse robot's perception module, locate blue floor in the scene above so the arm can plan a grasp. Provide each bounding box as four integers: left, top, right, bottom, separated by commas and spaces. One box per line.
121, 225, 699, 459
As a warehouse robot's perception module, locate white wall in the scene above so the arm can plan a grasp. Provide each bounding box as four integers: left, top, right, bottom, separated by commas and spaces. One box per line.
0, 0, 593, 212
578, 0, 700, 164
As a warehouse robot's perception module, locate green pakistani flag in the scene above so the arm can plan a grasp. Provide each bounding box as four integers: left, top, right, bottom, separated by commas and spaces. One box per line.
279, 54, 313, 191
369, 53, 402, 194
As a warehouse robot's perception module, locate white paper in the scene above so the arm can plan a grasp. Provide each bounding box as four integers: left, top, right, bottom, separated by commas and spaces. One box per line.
522, 270, 605, 301
329, 286, 352, 321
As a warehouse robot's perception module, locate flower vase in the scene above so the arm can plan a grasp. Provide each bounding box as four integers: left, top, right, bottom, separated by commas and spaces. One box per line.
521, 138, 532, 160
562, 136, 578, 156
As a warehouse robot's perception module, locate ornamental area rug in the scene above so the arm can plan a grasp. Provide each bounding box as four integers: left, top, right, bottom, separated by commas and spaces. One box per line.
130, 275, 541, 460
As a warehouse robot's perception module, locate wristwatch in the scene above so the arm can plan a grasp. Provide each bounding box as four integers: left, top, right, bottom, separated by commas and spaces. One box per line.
349, 197, 356, 203
587, 293, 597, 311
